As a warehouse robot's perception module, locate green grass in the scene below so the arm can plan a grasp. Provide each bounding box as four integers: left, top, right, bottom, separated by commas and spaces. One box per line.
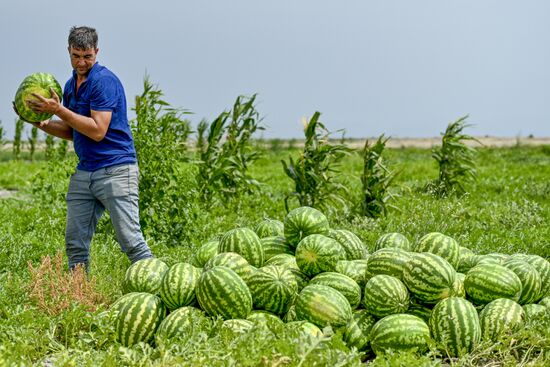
0, 145, 549, 366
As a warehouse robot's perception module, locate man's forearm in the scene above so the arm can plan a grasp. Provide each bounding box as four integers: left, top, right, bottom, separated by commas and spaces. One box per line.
34, 119, 73, 141
55, 105, 106, 142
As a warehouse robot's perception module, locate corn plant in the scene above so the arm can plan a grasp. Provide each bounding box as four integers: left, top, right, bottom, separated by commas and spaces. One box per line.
431, 115, 479, 196
0, 120, 5, 151
196, 94, 263, 203
132, 75, 194, 243
281, 111, 350, 212
357, 135, 399, 218
27, 126, 38, 161
13, 118, 24, 160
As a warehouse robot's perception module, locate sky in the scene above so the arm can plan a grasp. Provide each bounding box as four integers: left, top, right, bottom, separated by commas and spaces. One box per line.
1, 0, 549, 139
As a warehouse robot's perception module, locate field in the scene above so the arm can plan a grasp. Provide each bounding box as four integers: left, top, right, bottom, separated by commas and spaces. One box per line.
0, 143, 549, 366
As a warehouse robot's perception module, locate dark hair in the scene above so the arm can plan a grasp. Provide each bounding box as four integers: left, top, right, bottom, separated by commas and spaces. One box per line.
68, 26, 98, 49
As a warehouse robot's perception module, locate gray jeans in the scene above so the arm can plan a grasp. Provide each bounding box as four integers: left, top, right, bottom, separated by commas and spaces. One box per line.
65, 163, 152, 269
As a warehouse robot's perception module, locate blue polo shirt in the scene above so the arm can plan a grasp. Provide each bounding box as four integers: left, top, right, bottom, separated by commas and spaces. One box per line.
63, 62, 137, 171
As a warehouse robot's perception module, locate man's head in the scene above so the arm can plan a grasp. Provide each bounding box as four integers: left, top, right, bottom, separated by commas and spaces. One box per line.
68, 26, 99, 77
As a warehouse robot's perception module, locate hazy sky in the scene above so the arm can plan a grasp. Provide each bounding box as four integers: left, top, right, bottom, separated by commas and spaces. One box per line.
1, 1, 549, 139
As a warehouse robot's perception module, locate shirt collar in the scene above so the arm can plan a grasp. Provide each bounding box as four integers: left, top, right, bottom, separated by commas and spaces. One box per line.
71, 62, 100, 80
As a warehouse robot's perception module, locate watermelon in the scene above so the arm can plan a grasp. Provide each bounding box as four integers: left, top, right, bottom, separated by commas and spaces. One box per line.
464, 263, 523, 305
428, 297, 481, 357
283, 304, 297, 322
247, 265, 297, 315
283, 206, 330, 247
457, 246, 477, 273
254, 218, 284, 238
159, 262, 200, 310
524, 255, 550, 300
363, 275, 410, 318
523, 304, 548, 320
191, 240, 219, 268
327, 229, 367, 260
502, 259, 542, 305
113, 292, 166, 346
123, 258, 169, 295
476, 253, 510, 266
14, 73, 62, 122
479, 298, 524, 342
342, 309, 377, 351
294, 234, 345, 277
403, 252, 456, 304
450, 272, 466, 298
365, 247, 411, 281
285, 320, 323, 338
260, 236, 293, 260
309, 272, 362, 309
374, 232, 411, 252
218, 227, 264, 267
539, 297, 550, 309
221, 319, 254, 334
414, 232, 460, 269
406, 302, 432, 323
203, 252, 256, 285
196, 266, 253, 320
155, 306, 207, 341
335, 260, 368, 289
369, 314, 431, 355
264, 253, 298, 269
247, 310, 284, 328
295, 284, 352, 328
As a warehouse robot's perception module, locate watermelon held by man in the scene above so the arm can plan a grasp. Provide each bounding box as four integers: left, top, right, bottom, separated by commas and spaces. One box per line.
14, 72, 62, 123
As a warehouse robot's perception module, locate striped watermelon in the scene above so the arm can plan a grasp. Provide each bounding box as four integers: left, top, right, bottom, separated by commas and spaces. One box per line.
264, 253, 298, 269
295, 284, 352, 328
403, 252, 456, 304
539, 297, 550, 309
502, 259, 542, 305
283, 304, 297, 322
159, 262, 200, 310
254, 218, 284, 238
457, 246, 477, 273
524, 255, 550, 300
155, 306, 207, 341
283, 206, 330, 247
289, 268, 310, 292
286, 320, 323, 338
363, 275, 410, 318
247, 310, 284, 327
406, 302, 432, 323
464, 264, 523, 305
203, 252, 256, 285
196, 266, 253, 320
294, 234, 345, 277
450, 272, 466, 298
479, 298, 524, 342
428, 297, 481, 357
260, 236, 293, 260
414, 232, 460, 269
365, 248, 411, 281
335, 260, 368, 289
248, 265, 297, 315
123, 258, 169, 295
221, 319, 254, 334
342, 309, 377, 351
374, 232, 411, 252
309, 272, 362, 309
218, 227, 264, 267
113, 292, 166, 346
523, 304, 548, 320
191, 240, 219, 268
475, 253, 510, 266
327, 229, 367, 260
369, 314, 431, 355
14, 73, 63, 122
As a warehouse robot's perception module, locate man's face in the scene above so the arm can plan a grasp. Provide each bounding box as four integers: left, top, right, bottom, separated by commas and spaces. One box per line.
68, 46, 98, 77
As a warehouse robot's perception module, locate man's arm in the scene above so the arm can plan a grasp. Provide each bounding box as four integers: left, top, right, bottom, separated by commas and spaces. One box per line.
27, 88, 111, 142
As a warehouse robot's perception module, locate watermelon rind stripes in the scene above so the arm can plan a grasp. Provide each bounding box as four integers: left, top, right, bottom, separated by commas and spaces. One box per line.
285, 320, 323, 338
155, 306, 206, 341
342, 309, 377, 351
365, 248, 411, 282
374, 232, 411, 252
403, 252, 456, 304
309, 272, 362, 309
283, 206, 330, 247
14, 73, 63, 122
363, 275, 410, 318
221, 319, 254, 334
218, 227, 265, 267
203, 252, 256, 285
524, 255, 550, 300
295, 284, 352, 328
254, 219, 284, 238
369, 314, 431, 355
502, 259, 542, 305
113, 292, 166, 347
335, 260, 368, 289
428, 297, 481, 357
523, 304, 548, 321
123, 258, 169, 295
196, 266, 253, 320
260, 236, 293, 261
414, 232, 460, 269
295, 234, 345, 277
479, 298, 524, 342
247, 265, 298, 315
159, 262, 201, 310
191, 240, 219, 268
464, 263, 523, 305
327, 229, 367, 260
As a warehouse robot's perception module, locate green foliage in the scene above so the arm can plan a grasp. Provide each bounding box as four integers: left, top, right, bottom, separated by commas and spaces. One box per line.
27, 126, 39, 162
195, 94, 263, 203
13, 118, 24, 160
430, 115, 479, 196
0, 120, 5, 150
358, 135, 399, 218
281, 112, 350, 212
131, 75, 195, 244
44, 135, 56, 161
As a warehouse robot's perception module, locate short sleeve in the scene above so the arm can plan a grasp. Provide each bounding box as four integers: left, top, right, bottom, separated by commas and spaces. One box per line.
90, 76, 118, 111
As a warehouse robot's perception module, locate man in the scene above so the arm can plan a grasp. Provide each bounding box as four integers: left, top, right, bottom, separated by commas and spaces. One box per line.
14, 26, 152, 270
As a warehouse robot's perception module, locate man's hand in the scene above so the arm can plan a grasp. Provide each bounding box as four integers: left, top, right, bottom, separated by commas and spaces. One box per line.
26, 87, 61, 116
12, 101, 50, 127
